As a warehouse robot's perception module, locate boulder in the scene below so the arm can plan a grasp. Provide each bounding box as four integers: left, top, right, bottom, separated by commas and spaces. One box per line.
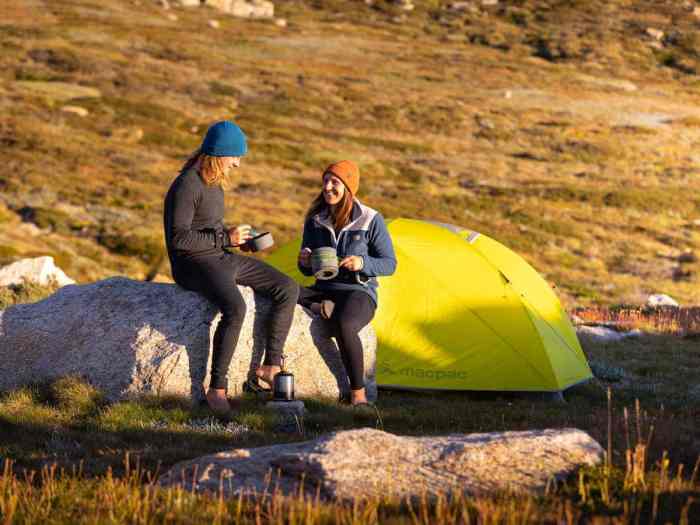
647, 293, 679, 308
159, 427, 603, 500
0, 256, 75, 287
0, 277, 376, 402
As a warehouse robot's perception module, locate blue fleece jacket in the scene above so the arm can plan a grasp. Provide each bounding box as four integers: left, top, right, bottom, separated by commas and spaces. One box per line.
298, 200, 397, 306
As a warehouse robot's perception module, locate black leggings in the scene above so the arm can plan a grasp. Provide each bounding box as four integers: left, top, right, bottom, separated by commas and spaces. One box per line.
298, 287, 376, 390
173, 252, 299, 389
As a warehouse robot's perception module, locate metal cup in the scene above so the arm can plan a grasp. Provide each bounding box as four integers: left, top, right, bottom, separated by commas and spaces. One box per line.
311, 247, 339, 280
246, 231, 274, 252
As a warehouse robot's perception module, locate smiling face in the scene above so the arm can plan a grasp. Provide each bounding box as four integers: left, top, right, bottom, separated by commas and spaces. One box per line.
322, 172, 346, 206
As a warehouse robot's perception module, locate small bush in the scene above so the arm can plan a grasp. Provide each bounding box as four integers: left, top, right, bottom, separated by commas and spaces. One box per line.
0, 278, 59, 310
48, 376, 105, 417
97, 231, 164, 265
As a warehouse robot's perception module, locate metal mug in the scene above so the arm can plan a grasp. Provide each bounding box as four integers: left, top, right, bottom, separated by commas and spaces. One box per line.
311, 247, 339, 280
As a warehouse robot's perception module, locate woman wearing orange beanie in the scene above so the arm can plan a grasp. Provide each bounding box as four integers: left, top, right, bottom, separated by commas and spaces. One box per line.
297, 161, 397, 406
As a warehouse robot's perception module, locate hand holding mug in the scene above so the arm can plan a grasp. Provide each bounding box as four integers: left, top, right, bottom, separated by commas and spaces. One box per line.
339, 255, 364, 272
228, 224, 253, 247
298, 247, 312, 268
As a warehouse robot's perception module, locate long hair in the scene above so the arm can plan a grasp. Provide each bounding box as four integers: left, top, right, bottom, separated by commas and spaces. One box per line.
179, 148, 231, 188
305, 188, 354, 232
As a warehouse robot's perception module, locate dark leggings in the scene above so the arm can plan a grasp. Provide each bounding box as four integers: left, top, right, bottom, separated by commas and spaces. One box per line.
173, 252, 299, 389
298, 287, 376, 390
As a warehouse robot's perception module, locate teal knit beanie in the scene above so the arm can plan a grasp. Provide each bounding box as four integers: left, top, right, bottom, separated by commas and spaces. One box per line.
201, 120, 247, 157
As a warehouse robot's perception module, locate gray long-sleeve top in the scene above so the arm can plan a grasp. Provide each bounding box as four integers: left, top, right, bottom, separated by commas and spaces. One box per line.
163, 168, 231, 266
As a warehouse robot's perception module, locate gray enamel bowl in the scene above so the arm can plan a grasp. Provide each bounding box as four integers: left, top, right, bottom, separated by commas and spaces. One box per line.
247, 231, 274, 252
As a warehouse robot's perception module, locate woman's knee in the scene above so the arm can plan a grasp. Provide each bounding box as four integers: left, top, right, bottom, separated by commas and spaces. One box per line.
217, 292, 246, 322
336, 315, 366, 338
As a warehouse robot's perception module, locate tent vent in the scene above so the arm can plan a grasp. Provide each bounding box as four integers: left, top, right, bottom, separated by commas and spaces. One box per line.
466, 232, 481, 244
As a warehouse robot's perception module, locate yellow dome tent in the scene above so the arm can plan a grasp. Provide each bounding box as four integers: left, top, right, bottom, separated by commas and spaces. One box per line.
266, 218, 592, 392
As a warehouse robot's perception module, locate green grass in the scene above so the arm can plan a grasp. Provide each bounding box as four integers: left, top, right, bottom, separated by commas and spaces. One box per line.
0, 324, 697, 522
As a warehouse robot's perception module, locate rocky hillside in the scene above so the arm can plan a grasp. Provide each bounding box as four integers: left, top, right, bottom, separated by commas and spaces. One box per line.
2, 0, 700, 307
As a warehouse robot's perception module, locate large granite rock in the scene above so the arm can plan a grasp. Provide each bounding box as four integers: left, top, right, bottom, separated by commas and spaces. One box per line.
159, 427, 603, 500
0, 277, 376, 402
0, 256, 75, 287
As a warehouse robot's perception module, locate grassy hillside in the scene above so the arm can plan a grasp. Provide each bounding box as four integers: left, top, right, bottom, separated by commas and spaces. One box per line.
2, 0, 700, 307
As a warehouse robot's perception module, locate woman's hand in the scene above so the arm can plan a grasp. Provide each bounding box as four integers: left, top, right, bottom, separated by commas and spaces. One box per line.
298, 247, 312, 268
228, 224, 253, 247
339, 255, 364, 272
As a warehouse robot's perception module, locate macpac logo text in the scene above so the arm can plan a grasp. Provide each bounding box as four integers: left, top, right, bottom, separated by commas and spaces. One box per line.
378, 363, 467, 381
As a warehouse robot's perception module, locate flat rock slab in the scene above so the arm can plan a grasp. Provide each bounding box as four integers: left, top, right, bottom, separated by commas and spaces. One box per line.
0, 277, 376, 402
159, 428, 603, 500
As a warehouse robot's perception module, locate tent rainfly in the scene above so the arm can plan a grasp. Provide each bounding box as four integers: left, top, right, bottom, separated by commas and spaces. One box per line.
266, 218, 592, 392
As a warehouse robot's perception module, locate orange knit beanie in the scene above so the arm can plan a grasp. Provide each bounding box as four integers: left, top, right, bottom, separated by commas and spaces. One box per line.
324, 160, 360, 195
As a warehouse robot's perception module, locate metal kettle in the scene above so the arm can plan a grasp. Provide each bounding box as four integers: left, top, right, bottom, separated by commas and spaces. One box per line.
273, 355, 294, 401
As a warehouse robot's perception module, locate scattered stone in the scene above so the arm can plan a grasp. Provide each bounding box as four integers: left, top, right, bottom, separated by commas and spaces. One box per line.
177, 0, 201, 5
226, 0, 274, 19
60, 105, 89, 117
266, 400, 305, 418
589, 360, 626, 382
646, 28, 664, 41
274, 17, 287, 27
396, 0, 414, 11
266, 400, 305, 433
13, 81, 101, 103
167, 13, 178, 21
0, 256, 75, 287
110, 127, 144, 143
159, 428, 603, 499
576, 325, 643, 343
0, 277, 377, 403
448, 2, 474, 12
208, 19, 220, 28
695, 7, 700, 18
647, 293, 679, 308
482, 0, 498, 5
475, 115, 495, 129
570, 314, 585, 325
159, 0, 171, 8
17, 222, 42, 237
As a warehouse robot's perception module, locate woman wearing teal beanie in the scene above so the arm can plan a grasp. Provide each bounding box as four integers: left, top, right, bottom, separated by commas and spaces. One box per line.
163, 120, 299, 416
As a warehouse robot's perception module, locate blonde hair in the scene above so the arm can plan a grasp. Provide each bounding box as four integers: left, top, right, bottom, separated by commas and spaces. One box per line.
179, 148, 232, 188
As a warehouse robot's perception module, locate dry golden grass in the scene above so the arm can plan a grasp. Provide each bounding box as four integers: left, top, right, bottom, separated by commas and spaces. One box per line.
1, 0, 700, 308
